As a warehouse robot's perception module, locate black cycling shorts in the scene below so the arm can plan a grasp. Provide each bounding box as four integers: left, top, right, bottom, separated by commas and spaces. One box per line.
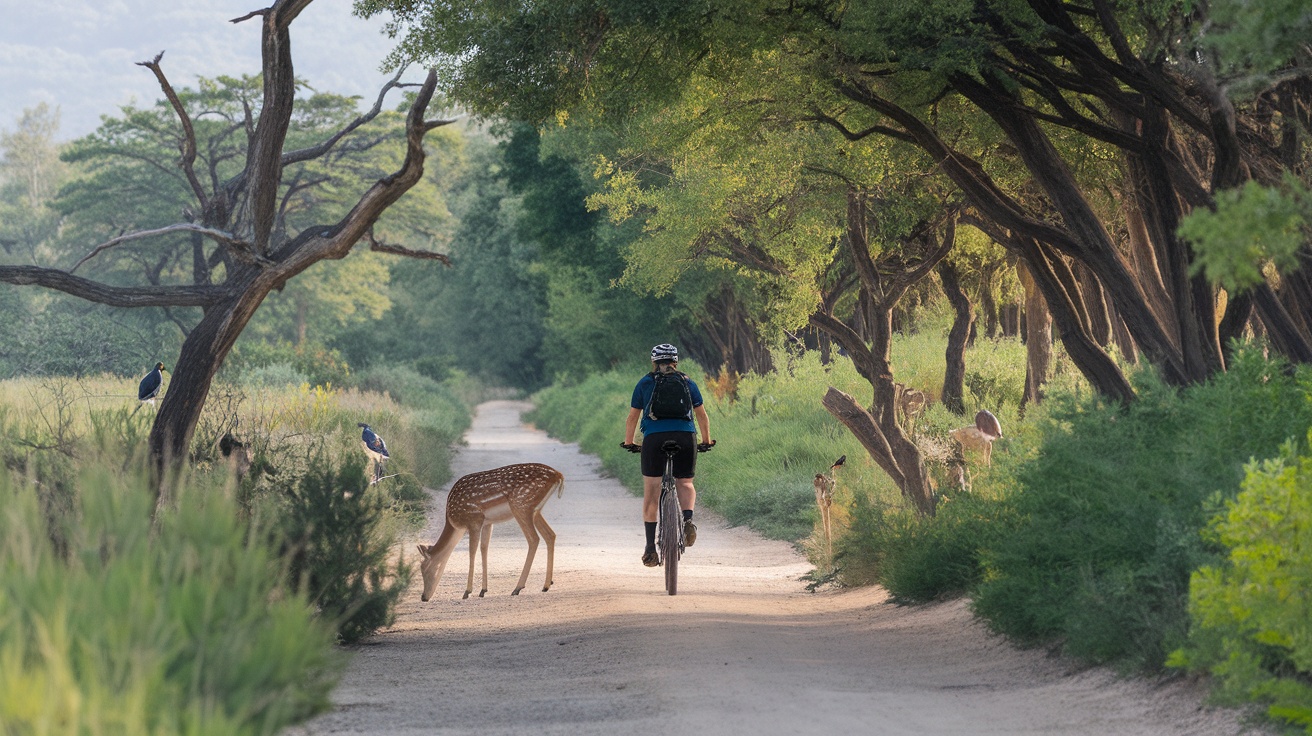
640, 431, 697, 479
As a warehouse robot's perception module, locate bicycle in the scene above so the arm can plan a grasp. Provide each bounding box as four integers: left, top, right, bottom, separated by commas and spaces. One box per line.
623, 438, 714, 596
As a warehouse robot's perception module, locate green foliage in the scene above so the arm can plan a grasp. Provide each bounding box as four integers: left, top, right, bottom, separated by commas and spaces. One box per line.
1169, 441, 1312, 732
972, 350, 1312, 670
840, 488, 1013, 602
1180, 175, 1312, 291
229, 339, 353, 388
0, 103, 67, 264
1201, 0, 1312, 82
278, 455, 409, 645
0, 465, 342, 734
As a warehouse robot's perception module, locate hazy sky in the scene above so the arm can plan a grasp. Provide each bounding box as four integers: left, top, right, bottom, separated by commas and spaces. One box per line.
0, 0, 408, 141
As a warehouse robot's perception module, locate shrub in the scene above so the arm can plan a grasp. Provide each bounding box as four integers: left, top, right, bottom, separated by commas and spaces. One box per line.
0, 466, 342, 734
840, 487, 1013, 601
1168, 441, 1312, 732
972, 350, 1312, 670
279, 455, 409, 645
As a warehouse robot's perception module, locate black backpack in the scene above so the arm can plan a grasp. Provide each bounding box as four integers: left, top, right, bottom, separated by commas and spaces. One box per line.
646, 370, 693, 421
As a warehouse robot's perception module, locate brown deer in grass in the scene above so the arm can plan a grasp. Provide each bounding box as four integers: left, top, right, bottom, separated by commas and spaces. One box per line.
416, 463, 564, 601
949, 409, 1003, 466
894, 383, 929, 435
813, 455, 845, 560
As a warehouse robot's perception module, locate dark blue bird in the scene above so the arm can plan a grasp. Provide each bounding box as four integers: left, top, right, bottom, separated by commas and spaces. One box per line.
138, 362, 166, 404
358, 423, 389, 482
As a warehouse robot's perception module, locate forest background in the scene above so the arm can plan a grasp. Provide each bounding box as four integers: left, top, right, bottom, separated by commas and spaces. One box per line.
2, 0, 1312, 732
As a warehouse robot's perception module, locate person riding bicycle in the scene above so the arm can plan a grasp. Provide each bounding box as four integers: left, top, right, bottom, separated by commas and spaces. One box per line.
622, 343, 714, 567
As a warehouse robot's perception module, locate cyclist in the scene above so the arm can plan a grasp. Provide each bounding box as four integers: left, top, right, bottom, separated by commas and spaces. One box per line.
622, 343, 713, 567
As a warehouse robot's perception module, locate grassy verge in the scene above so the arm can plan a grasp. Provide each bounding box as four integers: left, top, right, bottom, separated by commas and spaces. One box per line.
0, 367, 477, 731
0, 464, 341, 734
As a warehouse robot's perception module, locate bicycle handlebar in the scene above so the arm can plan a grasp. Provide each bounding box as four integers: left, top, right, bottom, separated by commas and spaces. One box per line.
620, 439, 717, 454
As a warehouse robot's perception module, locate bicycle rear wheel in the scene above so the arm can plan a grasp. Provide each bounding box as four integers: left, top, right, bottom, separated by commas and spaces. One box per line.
659, 479, 681, 595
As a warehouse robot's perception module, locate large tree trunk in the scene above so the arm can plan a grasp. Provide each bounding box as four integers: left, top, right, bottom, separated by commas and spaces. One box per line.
1018, 262, 1052, 409
822, 387, 935, 516
979, 271, 999, 339
939, 260, 972, 414
150, 273, 270, 467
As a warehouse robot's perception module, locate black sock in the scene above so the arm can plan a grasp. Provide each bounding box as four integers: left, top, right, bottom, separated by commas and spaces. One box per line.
645, 521, 657, 547
683, 509, 693, 522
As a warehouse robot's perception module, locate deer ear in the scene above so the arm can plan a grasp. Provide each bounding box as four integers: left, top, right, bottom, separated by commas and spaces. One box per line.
416, 544, 430, 558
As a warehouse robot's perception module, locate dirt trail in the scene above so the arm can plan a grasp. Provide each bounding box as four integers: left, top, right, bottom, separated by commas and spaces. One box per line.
294, 400, 1258, 735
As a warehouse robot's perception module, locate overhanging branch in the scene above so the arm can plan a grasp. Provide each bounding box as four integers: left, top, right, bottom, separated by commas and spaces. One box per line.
0, 266, 228, 307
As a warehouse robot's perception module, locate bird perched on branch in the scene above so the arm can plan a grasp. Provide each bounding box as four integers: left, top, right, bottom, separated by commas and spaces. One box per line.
138, 362, 166, 405
358, 423, 390, 483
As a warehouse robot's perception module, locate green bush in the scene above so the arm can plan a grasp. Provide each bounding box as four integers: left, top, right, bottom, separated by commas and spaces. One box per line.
840, 487, 1013, 602
228, 339, 351, 388
0, 466, 342, 734
972, 350, 1312, 670
279, 455, 409, 645
1168, 441, 1312, 732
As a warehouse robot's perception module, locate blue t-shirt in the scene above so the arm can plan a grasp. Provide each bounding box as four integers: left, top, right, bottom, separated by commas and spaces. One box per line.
631, 372, 703, 435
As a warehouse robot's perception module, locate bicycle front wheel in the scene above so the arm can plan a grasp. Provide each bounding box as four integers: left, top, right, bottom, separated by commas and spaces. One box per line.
659, 481, 681, 595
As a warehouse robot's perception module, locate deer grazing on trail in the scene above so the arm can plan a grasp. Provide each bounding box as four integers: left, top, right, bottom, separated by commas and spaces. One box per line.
416, 463, 564, 601
813, 455, 845, 560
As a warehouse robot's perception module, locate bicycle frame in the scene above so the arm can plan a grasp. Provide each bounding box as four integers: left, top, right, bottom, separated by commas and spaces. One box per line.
658, 440, 685, 595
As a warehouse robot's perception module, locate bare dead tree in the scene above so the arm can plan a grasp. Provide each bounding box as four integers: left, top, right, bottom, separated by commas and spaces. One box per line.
0, 0, 455, 485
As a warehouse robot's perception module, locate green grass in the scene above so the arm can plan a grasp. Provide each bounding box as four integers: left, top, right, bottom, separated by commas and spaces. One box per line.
0, 367, 477, 731
0, 464, 342, 734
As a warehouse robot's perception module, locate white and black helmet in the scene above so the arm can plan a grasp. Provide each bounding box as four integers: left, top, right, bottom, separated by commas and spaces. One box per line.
650, 343, 679, 362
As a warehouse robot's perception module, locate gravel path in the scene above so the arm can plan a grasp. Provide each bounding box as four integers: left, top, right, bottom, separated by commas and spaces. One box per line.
292, 400, 1261, 736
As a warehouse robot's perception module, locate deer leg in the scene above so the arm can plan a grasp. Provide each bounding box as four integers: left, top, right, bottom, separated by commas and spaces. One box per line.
463, 520, 483, 600
533, 511, 556, 592
822, 504, 832, 559
509, 508, 540, 596
478, 523, 492, 597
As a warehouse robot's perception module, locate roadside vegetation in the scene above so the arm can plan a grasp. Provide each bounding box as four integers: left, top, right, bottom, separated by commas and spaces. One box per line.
0, 366, 475, 732
530, 331, 1312, 730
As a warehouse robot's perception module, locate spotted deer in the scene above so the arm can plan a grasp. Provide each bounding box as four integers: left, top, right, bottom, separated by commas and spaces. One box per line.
894, 382, 929, 435
416, 463, 564, 601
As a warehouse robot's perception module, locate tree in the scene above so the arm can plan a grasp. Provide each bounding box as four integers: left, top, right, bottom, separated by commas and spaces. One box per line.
0, 0, 454, 477
0, 104, 66, 263
362, 0, 1312, 400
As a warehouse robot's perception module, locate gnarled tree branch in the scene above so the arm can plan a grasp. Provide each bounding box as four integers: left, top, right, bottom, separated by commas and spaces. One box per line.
137, 52, 210, 210
0, 265, 227, 307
